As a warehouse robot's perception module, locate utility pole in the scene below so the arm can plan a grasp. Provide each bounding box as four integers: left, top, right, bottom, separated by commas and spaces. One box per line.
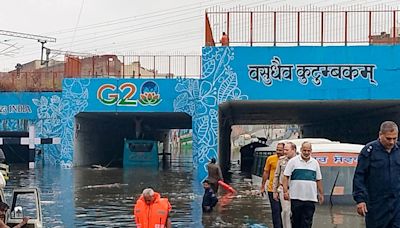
0, 29, 56, 65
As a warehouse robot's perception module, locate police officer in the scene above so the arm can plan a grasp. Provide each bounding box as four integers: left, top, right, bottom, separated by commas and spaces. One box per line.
353, 120, 400, 228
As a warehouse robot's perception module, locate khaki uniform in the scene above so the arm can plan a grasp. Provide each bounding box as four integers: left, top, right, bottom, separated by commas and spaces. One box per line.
207, 163, 223, 193
273, 156, 291, 228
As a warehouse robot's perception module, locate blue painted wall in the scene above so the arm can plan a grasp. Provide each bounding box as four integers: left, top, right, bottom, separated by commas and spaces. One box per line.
1, 45, 400, 181
196, 45, 400, 180
0, 92, 63, 165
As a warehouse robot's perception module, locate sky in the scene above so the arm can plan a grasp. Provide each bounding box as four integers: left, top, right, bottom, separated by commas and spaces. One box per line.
0, 0, 398, 71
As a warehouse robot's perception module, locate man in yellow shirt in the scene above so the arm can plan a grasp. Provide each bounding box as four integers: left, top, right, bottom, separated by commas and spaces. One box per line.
261, 143, 284, 228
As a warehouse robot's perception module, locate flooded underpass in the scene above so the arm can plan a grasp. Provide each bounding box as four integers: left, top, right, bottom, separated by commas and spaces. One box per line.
4, 150, 364, 227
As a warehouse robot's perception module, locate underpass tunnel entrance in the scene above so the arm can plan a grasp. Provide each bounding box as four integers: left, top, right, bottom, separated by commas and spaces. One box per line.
0, 131, 30, 164
74, 112, 192, 167
218, 100, 400, 173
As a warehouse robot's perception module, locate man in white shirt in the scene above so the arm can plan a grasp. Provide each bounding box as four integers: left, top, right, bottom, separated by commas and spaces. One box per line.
282, 142, 324, 228
272, 142, 297, 228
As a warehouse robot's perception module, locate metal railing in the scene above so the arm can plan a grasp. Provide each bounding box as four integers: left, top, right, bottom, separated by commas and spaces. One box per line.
0, 54, 202, 92
119, 55, 201, 79
206, 6, 400, 46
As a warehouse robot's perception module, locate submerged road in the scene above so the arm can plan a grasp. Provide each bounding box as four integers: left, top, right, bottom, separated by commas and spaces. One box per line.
4, 153, 364, 227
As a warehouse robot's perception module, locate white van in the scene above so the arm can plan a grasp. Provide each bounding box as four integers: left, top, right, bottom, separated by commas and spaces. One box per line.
254, 138, 338, 154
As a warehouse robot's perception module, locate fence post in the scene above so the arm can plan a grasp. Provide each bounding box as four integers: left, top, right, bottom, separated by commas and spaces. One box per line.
184, 56, 187, 78
227, 12, 230, 37
250, 12, 253, 46
321, 12, 324, 46
168, 56, 171, 78
92, 56, 95, 77
368, 11, 372, 44
107, 58, 110, 76
297, 11, 300, 46
138, 56, 141, 78
199, 55, 202, 79
393, 10, 397, 44
122, 56, 125, 78
273, 12, 277, 46
153, 55, 156, 78
344, 11, 348, 46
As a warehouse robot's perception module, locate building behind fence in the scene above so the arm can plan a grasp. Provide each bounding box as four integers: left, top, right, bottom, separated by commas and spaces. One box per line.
0, 54, 202, 91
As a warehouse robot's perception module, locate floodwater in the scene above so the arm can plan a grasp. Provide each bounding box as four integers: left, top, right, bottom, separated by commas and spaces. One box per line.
4, 151, 365, 227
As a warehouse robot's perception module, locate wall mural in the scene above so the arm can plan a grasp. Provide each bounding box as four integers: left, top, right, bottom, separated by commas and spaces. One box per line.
2, 45, 400, 182
60, 79, 90, 167
0, 92, 63, 166
96, 80, 162, 107
174, 47, 248, 180
32, 95, 63, 165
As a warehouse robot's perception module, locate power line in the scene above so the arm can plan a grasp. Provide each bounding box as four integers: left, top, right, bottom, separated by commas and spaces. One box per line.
47, 0, 233, 35
69, 0, 86, 51
14, 14, 202, 58
11, 0, 259, 53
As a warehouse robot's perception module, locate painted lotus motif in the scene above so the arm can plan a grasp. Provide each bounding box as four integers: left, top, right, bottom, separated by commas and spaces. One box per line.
139, 92, 161, 105
139, 81, 162, 106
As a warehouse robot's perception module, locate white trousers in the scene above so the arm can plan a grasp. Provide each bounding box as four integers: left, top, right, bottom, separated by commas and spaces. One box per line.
278, 186, 291, 228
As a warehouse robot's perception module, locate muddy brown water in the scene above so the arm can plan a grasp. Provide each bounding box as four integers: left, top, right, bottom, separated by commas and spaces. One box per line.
4, 154, 364, 227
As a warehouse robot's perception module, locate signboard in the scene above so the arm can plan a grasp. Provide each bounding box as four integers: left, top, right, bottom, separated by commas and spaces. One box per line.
313, 152, 358, 167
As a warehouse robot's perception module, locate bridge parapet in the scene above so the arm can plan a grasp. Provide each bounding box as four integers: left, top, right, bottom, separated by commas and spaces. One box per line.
205, 5, 400, 46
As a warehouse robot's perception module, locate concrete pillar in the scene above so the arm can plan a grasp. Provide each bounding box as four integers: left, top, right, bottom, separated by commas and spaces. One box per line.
28, 125, 35, 169
28, 149, 35, 169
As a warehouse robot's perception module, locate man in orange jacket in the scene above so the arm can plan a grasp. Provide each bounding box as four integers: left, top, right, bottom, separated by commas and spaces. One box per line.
134, 188, 172, 228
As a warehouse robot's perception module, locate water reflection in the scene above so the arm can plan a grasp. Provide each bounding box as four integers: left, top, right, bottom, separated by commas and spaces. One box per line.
4, 158, 365, 227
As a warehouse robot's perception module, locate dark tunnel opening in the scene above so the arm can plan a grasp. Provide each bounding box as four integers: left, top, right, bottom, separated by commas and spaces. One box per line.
218, 100, 400, 172
0, 131, 30, 164
74, 112, 192, 167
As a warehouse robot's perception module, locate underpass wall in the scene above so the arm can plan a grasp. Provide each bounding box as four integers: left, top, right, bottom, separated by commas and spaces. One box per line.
0, 92, 63, 165
74, 116, 118, 166
75, 115, 135, 167
2, 45, 400, 182
302, 106, 400, 144
205, 45, 400, 177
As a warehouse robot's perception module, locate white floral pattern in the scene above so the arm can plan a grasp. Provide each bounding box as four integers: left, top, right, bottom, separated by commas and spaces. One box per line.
32, 94, 64, 165
59, 79, 90, 167
174, 47, 248, 180
2, 48, 247, 178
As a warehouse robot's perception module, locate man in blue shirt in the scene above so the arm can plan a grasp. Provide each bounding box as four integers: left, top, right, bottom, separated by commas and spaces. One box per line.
202, 180, 218, 212
353, 120, 400, 228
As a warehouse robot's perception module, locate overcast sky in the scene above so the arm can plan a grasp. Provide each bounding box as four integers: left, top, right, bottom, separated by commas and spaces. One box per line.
0, 0, 398, 71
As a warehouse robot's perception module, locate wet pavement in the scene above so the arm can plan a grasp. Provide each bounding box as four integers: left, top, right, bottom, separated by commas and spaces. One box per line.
3, 153, 365, 227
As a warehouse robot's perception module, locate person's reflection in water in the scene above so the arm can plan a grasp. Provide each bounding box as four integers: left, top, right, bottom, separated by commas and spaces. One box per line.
217, 192, 235, 213
330, 207, 344, 227
202, 210, 218, 227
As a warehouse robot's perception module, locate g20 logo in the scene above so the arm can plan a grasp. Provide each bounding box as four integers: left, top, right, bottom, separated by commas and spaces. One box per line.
97, 81, 162, 106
